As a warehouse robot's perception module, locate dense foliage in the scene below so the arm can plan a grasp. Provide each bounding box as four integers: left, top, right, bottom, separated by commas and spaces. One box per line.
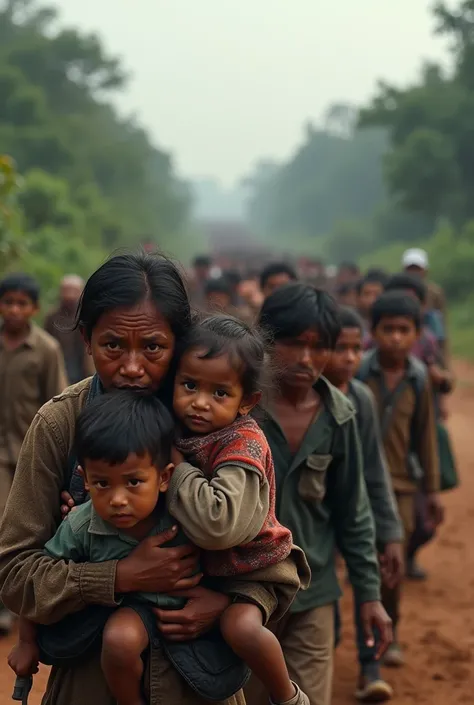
0, 0, 190, 300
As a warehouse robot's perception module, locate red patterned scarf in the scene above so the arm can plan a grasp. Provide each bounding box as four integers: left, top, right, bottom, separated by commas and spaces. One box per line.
176, 416, 293, 577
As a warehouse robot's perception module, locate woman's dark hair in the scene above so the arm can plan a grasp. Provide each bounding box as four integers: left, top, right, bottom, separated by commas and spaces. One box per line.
356, 269, 389, 294
259, 262, 298, 290
0, 273, 40, 304
371, 291, 421, 332
338, 306, 364, 332
385, 273, 427, 304
179, 314, 267, 397
76, 391, 174, 470
75, 251, 191, 340
259, 283, 341, 350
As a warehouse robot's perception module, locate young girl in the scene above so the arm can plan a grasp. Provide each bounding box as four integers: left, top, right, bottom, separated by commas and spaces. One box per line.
168, 314, 309, 705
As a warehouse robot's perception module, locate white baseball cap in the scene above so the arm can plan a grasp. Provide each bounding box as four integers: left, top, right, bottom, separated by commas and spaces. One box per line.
402, 248, 429, 270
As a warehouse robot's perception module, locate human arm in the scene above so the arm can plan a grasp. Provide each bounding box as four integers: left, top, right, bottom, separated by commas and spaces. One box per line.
331, 418, 381, 604
167, 462, 269, 550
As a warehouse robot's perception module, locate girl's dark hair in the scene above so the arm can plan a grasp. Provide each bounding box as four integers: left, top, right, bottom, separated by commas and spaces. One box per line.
338, 306, 364, 332
0, 273, 40, 304
76, 391, 174, 470
75, 251, 191, 340
385, 273, 427, 304
180, 314, 267, 397
371, 291, 421, 332
258, 283, 341, 350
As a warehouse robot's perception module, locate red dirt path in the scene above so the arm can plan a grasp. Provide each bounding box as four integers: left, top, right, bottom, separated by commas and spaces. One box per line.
0, 362, 473, 703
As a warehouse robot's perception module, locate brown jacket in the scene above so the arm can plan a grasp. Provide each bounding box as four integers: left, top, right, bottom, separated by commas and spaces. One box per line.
363, 357, 440, 494
0, 323, 68, 466
0, 378, 308, 705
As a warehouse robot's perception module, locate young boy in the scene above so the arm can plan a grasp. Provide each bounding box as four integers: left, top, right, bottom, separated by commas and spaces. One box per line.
356, 270, 388, 343
0, 273, 67, 634
324, 307, 403, 702
357, 291, 443, 667
245, 283, 392, 705
384, 273, 455, 580
259, 262, 298, 300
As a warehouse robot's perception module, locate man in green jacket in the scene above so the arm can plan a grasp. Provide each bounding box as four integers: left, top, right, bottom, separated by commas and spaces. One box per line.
246, 284, 392, 705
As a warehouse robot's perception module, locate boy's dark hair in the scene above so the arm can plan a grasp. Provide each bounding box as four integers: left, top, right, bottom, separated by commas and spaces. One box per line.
371, 291, 421, 332
223, 269, 242, 288
385, 273, 427, 304
75, 391, 174, 470
204, 277, 232, 297
259, 283, 341, 350
338, 306, 364, 333
259, 262, 298, 290
180, 314, 267, 397
193, 255, 212, 269
0, 273, 40, 304
356, 269, 388, 294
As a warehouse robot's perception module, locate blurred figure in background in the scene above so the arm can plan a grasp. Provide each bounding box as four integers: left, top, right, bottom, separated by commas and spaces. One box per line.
356, 270, 389, 342
44, 274, 94, 385
203, 277, 254, 323
0, 273, 67, 635
189, 254, 213, 307
260, 262, 298, 299
336, 281, 358, 308
336, 262, 360, 288
238, 271, 264, 317
401, 249, 447, 358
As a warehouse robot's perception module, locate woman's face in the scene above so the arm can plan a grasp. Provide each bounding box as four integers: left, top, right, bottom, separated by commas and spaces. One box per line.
85, 300, 175, 392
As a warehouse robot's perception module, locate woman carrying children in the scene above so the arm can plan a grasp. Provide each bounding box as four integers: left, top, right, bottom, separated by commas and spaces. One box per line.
0, 252, 307, 705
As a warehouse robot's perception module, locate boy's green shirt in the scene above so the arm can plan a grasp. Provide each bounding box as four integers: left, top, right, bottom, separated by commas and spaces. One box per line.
259, 376, 381, 612
44, 499, 189, 609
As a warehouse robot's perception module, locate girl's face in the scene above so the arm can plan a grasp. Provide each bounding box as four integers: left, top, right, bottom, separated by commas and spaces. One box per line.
174, 349, 258, 434
85, 300, 175, 392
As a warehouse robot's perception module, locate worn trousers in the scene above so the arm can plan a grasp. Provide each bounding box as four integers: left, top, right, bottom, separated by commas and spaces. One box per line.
0, 461, 15, 616
244, 603, 335, 705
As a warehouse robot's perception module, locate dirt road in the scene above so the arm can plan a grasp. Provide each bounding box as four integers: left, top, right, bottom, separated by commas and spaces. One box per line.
0, 363, 473, 704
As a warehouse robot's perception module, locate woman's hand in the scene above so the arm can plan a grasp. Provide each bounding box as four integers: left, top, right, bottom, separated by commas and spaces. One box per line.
154, 586, 231, 641
115, 526, 202, 594
60, 491, 76, 518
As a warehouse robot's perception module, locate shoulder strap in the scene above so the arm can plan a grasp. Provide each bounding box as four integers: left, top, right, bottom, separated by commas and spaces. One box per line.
408, 356, 428, 450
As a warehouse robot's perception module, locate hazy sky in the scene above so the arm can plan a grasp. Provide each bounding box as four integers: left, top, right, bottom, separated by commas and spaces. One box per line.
58, 1, 450, 185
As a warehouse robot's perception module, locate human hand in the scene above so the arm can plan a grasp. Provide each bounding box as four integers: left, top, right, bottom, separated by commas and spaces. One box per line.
426, 492, 444, 527
379, 542, 404, 589
115, 527, 201, 594
60, 490, 76, 518
8, 642, 39, 678
155, 586, 231, 642
359, 601, 393, 660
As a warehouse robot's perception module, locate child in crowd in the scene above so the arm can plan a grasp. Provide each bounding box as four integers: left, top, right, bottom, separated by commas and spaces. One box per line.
9, 393, 190, 705
335, 281, 358, 308
384, 273, 456, 580
356, 270, 388, 344
0, 273, 67, 634
168, 314, 309, 705
324, 307, 403, 702
10, 317, 309, 705
357, 292, 443, 667
259, 262, 298, 300
245, 284, 391, 705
